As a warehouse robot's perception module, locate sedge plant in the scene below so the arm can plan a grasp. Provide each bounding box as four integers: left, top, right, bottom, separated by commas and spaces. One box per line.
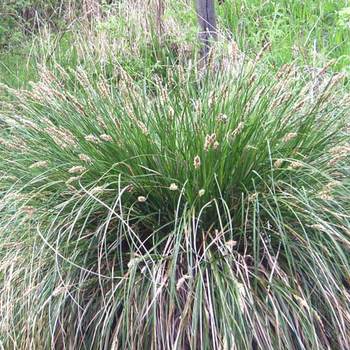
0, 55, 350, 349
0, 2, 350, 349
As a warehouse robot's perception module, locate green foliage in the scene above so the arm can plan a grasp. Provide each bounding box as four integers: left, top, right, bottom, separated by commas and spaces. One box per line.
0, 1, 24, 50
0, 0, 62, 50
164, 2, 198, 43
217, 0, 350, 72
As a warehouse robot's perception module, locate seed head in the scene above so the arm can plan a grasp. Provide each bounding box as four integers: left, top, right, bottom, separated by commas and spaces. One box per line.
100, 134, 113, 142
97, 116, 107, 129
328, 156, 344, 166
194, 100, 202, 114
208, 91, 216, 108
30, 161, 48, 169
176, 275, 190, 291
84, 134, 100, 144
288, 161, 303, 169
318, 192, 333, 201
2, 175, 18, 181
68, 166, 86, 174
248, 193, 258, 202
225, 240, 237, 250
282, 132, 297, 143
160, 87, 169, 103
127, 185, 134, 192
98, 81, 110, 99
310, 224, 325, 231
228, 122, 244, 141
65, 176, 82, 185
90, 186, 104, 195
46, 126, 76, 149
79, 154, 92, 164
274, 159, 284, 168
168, 106, 175, 119
217, 113, 229, 123
193, 155, 201, 169
233, 122, 244, 135
136, 121, 149, 135
324, 181, 341, 191
21, 206, 35, 216
198, 189, 205, 197
169, 183, 178, 191
328, 144, 350, 165
330, 144, 350, 154
13, 115, 39, 130
204, 133, 217, 151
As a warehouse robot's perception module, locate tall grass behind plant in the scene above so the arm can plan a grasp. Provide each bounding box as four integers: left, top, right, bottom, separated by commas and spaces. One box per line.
2, 0, 350, 95
217, 0, 350, 72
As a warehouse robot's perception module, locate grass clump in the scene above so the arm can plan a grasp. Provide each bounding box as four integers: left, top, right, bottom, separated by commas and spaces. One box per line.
0, 53, 350, 349
1, 1, 350, 349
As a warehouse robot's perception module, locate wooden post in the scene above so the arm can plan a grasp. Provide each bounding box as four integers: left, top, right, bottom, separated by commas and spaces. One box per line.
156, 0, 165, 36
196, 0, 218, 60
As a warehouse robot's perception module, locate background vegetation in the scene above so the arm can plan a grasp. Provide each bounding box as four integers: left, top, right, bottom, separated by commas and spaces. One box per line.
0, 1, 349, 349
1, 0, 350, 89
